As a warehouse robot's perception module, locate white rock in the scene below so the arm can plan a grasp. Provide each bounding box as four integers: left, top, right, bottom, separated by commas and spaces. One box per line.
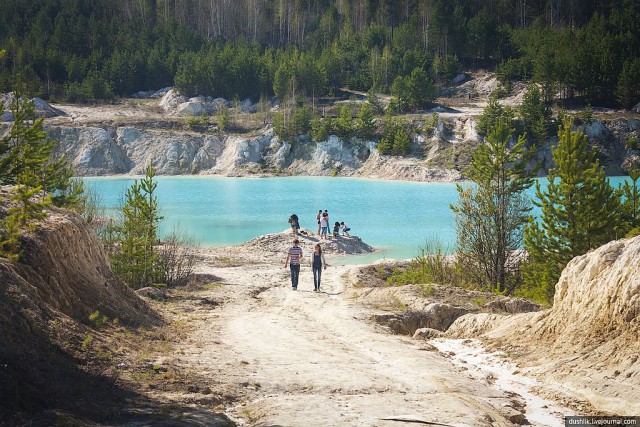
159, 89, 188, 112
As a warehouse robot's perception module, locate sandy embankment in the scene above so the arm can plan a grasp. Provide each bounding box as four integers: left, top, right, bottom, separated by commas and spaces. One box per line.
144, 230, 575, 426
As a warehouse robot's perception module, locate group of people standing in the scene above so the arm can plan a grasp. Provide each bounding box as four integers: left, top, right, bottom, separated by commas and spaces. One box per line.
284, 239, 326, 292
316, 209, 350, 239
288, 210, 351, 239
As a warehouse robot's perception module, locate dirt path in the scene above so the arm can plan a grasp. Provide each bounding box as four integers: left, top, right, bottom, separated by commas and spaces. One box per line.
154, 252, 570, 426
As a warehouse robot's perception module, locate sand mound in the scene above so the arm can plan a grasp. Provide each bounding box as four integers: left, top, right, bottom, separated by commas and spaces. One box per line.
237, 228, 375, 256
0, 186, 159, 421
447, 236, 640, 414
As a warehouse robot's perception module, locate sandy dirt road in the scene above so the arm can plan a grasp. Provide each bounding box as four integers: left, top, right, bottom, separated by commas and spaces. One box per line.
157, 250, 569, 427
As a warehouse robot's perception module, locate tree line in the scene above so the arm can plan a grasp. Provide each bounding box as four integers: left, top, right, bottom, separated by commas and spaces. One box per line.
0, 0, 638, 108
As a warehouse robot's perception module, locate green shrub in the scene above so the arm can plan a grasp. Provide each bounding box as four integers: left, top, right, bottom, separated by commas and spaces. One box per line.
386, 237, 456, 286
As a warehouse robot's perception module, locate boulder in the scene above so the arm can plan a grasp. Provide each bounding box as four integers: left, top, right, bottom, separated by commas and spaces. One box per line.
1, 93, 65, 121
131, 86, 173, 99
413, 327, 444, 339
159, 88, 188, 112
239, 98, 258, 113
32, 97, 65, 118
579, 119, 608, 140
176, 101, 207, 116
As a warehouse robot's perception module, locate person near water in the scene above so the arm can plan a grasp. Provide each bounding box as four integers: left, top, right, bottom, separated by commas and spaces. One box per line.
333, 221, 340, 238
311, 243, 327, 292
320, 212, 329, 239
340, 221, 351, 236
284, 239, 303, 290
316, 209, 322, 235
288, 213, 300, 235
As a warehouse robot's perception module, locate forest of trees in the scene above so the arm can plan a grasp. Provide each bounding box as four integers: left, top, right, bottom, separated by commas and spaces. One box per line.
0, 0, 639, 108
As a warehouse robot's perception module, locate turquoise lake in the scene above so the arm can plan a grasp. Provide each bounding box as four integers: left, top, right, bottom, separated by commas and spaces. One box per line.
84, 176, 630, 262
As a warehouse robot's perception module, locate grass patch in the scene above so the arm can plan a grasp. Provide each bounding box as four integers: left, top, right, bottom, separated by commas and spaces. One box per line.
390, 295, 407, 311
417, 284, 435, 298
387, 236, 457, 286
471, 296, 487, 306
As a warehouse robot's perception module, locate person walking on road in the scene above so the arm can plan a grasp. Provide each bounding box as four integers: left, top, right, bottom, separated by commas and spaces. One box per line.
311, 243, 327, 292
284, 239, 303, 290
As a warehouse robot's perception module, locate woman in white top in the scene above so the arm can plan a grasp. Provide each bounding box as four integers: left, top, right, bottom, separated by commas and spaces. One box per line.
320, 213, 329, 239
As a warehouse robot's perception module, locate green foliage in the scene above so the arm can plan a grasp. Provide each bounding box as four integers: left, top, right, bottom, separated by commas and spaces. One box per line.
392, 128, 411, 156
272, 111, 289, 141
310, 115, 332, 142
377, 135, 393, 155
89, 310, 108, 328
290, 107, 312, 136
375, 111, 412, 157
496, 59, 531, 84
618, 168, 640, 234
386, 237, 456, 286
626, 134, 640, 150
520, 85, 552, 144
424, 113, 439, 137
391, 67, 436, 113
391, 75, 411, 113
356, 102, 376, 140
0, 96, 69, 197
81, 333, 93, 351
616, 58, 640, 109
187, 113, 209, 130
523, 119, 621, 303
0, 214, 22, 261
476, 98, 514, 137
216, 107, 232, 132
110, 166, 164, 289
452, 119, 535, 293
366, 90, 384, 115
334, 105, 354, 139
0, 94, 81, 260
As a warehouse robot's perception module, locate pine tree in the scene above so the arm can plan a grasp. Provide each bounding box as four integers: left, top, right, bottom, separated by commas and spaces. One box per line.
335, 105, 354, 139
619, 167, 640, 235
523, 119, 621, 302
520, 84, 552, 145
616, 58, 640, 110
111, 166, 163, 289
477, 97, 514, 136
0, 90, 82, 260
0, 94, 80, 208
451, 119, 535, 293
356, 102, 376, 140
377, 136, 393, 155
392, 128, 411, 156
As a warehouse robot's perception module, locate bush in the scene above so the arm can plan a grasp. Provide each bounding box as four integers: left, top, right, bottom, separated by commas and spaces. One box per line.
386, 237, 457, 286
156, 228, 200, 286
